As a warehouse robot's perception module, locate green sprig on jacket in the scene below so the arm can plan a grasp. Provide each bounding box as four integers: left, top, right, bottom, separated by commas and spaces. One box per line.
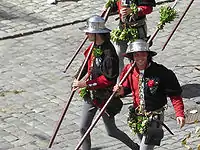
93, 47, 103, 57
79, 87, 89, 98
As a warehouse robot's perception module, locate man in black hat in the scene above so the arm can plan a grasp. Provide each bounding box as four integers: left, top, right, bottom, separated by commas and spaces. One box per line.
113, 39, 185, 150
73, 15, 139, 150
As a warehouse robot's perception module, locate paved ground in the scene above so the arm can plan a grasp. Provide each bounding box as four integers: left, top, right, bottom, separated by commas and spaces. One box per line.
0, 0, 200, 150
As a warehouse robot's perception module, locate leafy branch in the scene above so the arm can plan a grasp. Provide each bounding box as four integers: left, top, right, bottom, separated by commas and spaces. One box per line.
127, 106, 149, 134
157, 5, 177, 30
130, 3, 138, 15
111, 27, 138, 42
105, 0, 119, 9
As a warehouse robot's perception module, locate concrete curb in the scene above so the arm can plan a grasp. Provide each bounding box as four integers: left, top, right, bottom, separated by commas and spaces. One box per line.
0, 18, 87, 41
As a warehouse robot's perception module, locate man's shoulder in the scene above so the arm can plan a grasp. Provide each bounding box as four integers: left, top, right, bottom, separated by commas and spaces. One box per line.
103, 41, 117, 54
150, 62, 176, 77
150, 62, 170, 72
123, 63, 134, 71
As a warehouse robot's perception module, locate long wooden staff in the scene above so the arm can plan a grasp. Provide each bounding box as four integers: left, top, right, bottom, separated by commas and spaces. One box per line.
48, 42, 95, 148
161, 0, 194, 51
63, 7, 111, 73
74, 1, 180, 148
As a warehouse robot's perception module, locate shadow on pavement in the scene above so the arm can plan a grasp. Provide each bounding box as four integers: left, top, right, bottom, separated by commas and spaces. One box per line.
156, 0, 175, 5
181, 84, 200, 99
0, 10, 18, 20
0, 1, 47, 23
92, 146, 103, 150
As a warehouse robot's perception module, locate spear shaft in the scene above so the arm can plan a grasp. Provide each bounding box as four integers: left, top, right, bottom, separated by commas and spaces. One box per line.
162, 0, 194, 51
48, 42, 95, 148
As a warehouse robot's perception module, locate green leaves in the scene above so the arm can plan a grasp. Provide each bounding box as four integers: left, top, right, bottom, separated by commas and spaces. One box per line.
111, 27, 138, 42
158, 5, 177, 29
130, 3, 138, 15
128, 115, 149, 134
127, 107, 149, 134
105, 0, 119, 9
181, 133, 192, 150
196, 126, 200, 137
79, 87, 89, 98
107, 0, 138, 42
93, 48, 103, 57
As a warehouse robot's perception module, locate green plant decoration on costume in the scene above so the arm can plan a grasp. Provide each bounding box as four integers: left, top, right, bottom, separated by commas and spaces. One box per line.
158, 5, 177, 30
127, 106, 149, 134
79, 87, 89, 98
93, 47, 103, 57
111, 2, 139, 42
130, 3, 138, 15
105, 0, 119, 9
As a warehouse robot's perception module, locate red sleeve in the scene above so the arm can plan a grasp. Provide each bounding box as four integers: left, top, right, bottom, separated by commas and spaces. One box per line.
83, 43, 93, 57
86, 75, 113, 90
83, 43, 94, 73
138, 6, 153, 16
120, 64, 132, 89
170, 96, 185, 118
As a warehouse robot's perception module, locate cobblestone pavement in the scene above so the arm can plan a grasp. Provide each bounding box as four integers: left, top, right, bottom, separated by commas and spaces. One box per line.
0, 0, 200, 150
0, 0, 106, 39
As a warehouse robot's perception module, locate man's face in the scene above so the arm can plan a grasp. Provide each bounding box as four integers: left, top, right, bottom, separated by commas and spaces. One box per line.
86, 32, 95, 41
133, 51, 148, 68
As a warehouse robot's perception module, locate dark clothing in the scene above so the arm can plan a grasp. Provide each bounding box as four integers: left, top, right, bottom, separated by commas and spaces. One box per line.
90, 41, 119, 82
80, 40, 119, 87
143, 62, 182, 111
120, 61, 184, 149
111, 0, 156, 12
137, 0, 156, 6
78, 40, 122, 116
120, 62, 184, 116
